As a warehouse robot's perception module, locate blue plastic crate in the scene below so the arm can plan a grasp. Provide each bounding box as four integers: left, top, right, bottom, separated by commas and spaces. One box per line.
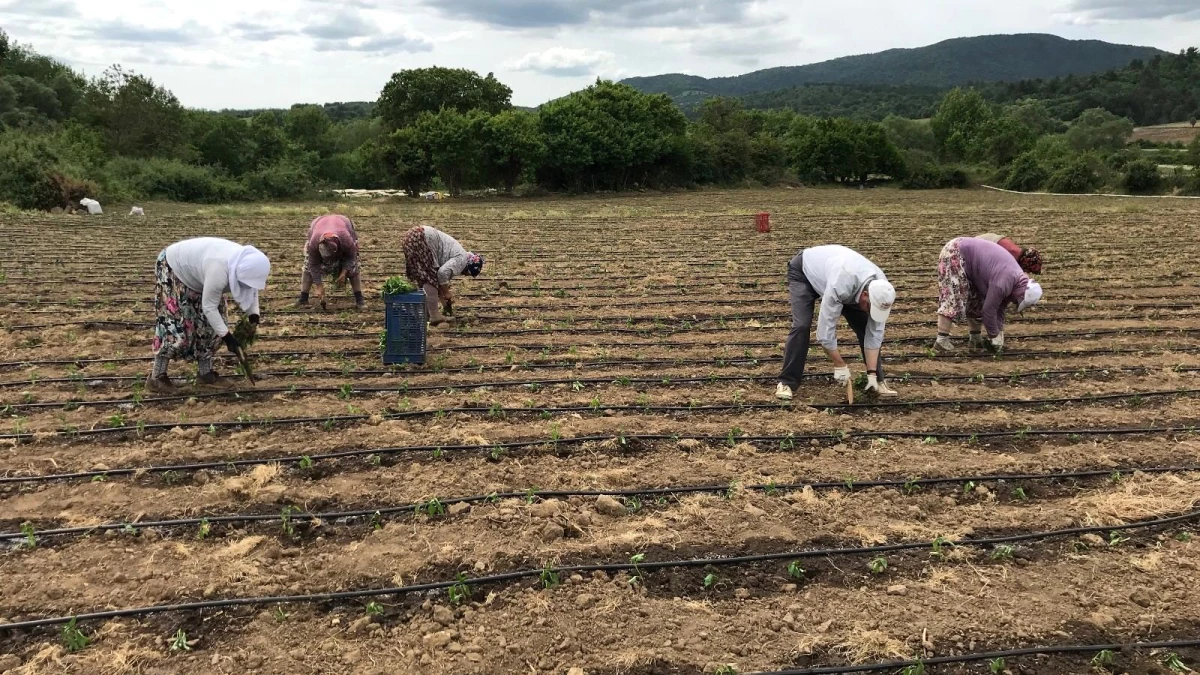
382, 290, 427, 365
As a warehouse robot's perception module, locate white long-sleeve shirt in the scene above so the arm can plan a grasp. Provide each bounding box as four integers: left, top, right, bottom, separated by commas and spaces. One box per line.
165, 237, 260, 337
801, 245, 888, 351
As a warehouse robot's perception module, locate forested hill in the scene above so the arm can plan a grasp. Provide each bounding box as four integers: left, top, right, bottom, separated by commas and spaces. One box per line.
623, 34, 1168, 99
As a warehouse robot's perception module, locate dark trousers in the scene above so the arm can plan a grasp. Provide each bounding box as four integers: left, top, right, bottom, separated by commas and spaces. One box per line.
779, 252, 885, 389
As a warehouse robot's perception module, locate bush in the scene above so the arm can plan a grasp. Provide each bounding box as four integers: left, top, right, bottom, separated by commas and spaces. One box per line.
1003, 153, 1049, 192
1122, 160, 1162, 194
1045, 156, 1102, 194
0, 131, 93, 210
901, 163, 969, 190
243, 161, 313, 199
102, 157, 247, 202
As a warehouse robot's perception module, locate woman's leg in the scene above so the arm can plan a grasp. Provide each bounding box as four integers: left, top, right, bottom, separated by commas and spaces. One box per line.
423, 284, 446, 323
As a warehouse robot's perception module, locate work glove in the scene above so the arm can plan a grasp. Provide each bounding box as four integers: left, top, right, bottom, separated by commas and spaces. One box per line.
832, 366, 852, 385
222, 333, 242, 354
249, 314, 260, 325
987, 332, 1005, 352
865, 374, 898, 397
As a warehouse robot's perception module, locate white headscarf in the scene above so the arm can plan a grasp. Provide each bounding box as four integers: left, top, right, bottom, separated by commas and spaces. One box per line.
1018, 280, 1043, 313
227, 245, 271, 312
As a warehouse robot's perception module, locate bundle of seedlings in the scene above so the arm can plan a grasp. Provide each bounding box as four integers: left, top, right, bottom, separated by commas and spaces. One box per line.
381, 276, 418, 296
231, 315, 259, 385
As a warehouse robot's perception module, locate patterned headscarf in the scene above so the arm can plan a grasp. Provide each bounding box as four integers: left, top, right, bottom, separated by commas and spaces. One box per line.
465, 253, 484, 278
1018, 248, 1042, 275
317, 234, 340, 260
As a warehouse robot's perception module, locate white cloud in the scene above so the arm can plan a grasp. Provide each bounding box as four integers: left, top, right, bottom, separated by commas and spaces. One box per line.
510, 47, 616, 77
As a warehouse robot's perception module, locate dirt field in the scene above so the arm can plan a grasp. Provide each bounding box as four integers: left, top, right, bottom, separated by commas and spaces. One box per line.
2, 187, 1199, 675
1131, 122, 1200, 145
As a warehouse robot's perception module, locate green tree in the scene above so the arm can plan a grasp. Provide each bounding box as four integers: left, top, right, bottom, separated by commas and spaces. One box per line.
373, 127, 433, 196
537, 80, 688, 191
376, 67, 511, 130
284, 104, 334, 156
1003, 152, 1049, 192
1064, 108, 1134, 153
881, 115, 936, 152
475, 110, 544, 192
413, 108, 482, 196
792, 117, 904, 183
977, 116, 1036, 165
249, 112, 286, 169
930, 88, 994, 160
1123, 159, 1162, 194
83, 66, 185, 158
197, 114, 256, 176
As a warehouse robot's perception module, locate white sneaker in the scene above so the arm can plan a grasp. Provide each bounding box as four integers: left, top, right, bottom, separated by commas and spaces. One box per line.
775, 383, 793, 400
934, 336, 955, 353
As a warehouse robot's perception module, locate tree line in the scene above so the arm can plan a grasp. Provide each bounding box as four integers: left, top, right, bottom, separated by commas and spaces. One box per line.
1, 27, 1198, 210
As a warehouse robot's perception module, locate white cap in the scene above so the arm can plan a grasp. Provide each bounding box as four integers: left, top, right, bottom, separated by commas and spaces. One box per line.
1018, 281, 1043, 312
868, 279, 895, 324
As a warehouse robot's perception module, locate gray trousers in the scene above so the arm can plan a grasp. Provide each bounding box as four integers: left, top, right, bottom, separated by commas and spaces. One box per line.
779, 251, 885, 389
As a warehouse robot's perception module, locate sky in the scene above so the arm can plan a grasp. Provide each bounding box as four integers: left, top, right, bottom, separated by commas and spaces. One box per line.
1, 0, 1198, 110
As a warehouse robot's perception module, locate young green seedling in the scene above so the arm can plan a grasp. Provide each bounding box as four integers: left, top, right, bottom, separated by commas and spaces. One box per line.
629, 553, 647, 587
197, 518, 211, 540
703, 573, 718, 589
715, 666, 738, 675
1012, 487, 1028, 501
365, 601, 384, 616
1092, 649, 1115, 669
169, 628, 191, 652
1163, 653, 1189, 673
540, 562, 560, 589
280, 506, 296, 537
868, 556, 888, 575
298, 455, 314, 470
448, 573, 471, 605
900, 662, 925, 675
20, 521, 36, 549
988, 657, 1005, 674
787, 561, 805, 580
61, 617, 89, 653
990, 545, 1015, 561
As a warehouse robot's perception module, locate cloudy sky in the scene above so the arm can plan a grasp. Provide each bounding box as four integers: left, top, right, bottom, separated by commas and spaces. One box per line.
2, 0, 1197, 110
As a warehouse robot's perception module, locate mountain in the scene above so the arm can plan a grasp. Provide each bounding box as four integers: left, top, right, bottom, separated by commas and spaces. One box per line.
622, 34, 1169, 101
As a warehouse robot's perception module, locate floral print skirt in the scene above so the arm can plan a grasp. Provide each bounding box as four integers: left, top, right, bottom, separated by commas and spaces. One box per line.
153, 250, 223, 363
937, 238, 982, 323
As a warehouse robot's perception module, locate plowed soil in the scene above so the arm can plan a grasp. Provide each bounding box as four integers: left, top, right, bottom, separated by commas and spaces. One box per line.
2, 187, 1200, 675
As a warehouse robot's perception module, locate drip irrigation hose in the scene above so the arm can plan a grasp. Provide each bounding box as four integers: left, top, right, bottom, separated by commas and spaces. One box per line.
12, 366, 1194, 410
2, 508, 1197, 632
5, 465, 1197, 542
2, 387, 1197, 440
1, 363, 1194, 391
4, 341, 1199, 375
750, 638, 1200, 675
4, 422, 1200, 485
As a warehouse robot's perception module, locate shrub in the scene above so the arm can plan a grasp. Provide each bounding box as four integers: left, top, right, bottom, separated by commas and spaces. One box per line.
1003, 153, 1049, 192
244, 161, 313, 199
1122, 160, 1162, 194
0, 132, 70, 210
1046, 156, 1101, 194
901, 163, 969, 190
102, 157, 247, 202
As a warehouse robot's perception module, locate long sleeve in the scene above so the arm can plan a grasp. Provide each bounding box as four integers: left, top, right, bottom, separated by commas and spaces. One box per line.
437, 254, 468, 286
864, 318, 885, 350
305, 238, 325, 284
981, 283, 1009, 337
201, 261, 231, 336
815, 281, 843, 350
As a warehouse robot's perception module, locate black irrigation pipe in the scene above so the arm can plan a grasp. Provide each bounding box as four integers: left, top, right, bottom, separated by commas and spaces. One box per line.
3, 387, 1198, 441
2, 363, 1192, 392
5, 341, 1200, 376
6, 384, 1198, 417
3, 508, 1198, 632
752, 639, 1200, 675
11, 366, 1195, 411
6, 464, 1199, 543
6, 422, 1200, 485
